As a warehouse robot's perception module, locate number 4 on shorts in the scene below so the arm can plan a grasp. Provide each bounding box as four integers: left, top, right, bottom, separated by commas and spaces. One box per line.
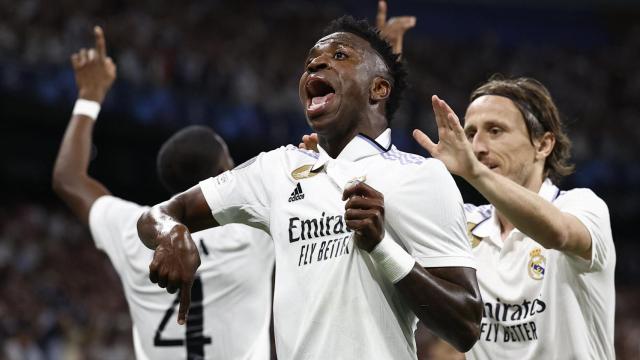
154, 276, 212, 356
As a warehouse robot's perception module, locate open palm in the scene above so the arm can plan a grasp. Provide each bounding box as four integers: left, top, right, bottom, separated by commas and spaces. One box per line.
413, 95, 479, 179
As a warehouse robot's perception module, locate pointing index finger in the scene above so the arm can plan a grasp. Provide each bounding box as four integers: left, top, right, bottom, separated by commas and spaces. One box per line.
376, 0, 387, 29
177, 280, 193, 325
94, 26, 107, 59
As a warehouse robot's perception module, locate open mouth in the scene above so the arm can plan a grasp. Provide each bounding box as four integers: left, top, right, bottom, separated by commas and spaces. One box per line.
305, 77, 336, 118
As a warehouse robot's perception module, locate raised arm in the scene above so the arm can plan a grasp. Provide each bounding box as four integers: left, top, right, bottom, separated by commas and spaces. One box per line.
343, 183, 482, 352
413, 96, 592, 259
52, 26, 116, 224
137, 184, 219, 324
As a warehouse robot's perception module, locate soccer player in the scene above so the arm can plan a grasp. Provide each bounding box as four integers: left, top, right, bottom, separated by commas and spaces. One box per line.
137, 16, 483, 359
413, 77, 616, 359
297, 1, 415, 149
52, 27, 274, 360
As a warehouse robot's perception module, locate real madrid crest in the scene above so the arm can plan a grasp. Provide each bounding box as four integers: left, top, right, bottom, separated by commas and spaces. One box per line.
291, 164, 320, 180
528, 248, 546, 280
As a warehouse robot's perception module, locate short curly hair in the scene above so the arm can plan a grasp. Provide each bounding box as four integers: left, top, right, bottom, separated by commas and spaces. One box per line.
156, 126, 227, 194
322, 15, 408, 124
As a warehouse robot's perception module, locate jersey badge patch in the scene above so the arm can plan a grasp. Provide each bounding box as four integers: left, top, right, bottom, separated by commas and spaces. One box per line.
466, 222, 482, 248
528, 248, 546, 280
291, 164, 319, 180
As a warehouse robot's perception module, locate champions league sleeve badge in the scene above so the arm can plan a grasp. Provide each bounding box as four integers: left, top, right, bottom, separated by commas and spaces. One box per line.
528, 248, 547, 280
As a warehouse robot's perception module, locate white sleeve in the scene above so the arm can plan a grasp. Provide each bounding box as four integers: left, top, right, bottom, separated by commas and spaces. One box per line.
199, 151, 275, 233
557, 188, 614, 273
385, 159, 476, 269
88, 195, 146, 271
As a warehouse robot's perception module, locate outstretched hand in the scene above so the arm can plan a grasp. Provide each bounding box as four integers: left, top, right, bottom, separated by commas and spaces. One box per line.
148, 225, 201, 325
413, 95, 480, 179
376, 0, 416, 55
70, 26, 116, 103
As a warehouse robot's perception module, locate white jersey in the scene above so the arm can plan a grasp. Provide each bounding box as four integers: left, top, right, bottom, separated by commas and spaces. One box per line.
199, 129, 476, 360
89, 195, 274, 360
464, 179, 615, 360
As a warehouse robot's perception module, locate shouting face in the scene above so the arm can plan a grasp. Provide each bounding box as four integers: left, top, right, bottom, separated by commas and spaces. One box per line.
299, 32, 390, 139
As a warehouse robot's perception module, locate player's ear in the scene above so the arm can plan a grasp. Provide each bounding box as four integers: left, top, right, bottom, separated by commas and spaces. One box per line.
534, 131, 555, 160
370, 77, 391, 102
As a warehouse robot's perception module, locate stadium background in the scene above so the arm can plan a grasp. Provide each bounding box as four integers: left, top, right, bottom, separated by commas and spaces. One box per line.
1, 0, 638, 358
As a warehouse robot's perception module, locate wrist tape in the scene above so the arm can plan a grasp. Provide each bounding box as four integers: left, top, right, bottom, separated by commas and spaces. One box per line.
369, 236, 416, 283
72, 99, 101, 120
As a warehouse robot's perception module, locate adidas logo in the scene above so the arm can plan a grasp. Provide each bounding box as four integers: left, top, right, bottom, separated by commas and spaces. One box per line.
288, 183, 305, 202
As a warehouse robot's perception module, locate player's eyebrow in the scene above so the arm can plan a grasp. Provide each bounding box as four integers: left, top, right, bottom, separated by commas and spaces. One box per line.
307, 40, 357, 59
482, 119, 509, 129
331, 41, 356, 49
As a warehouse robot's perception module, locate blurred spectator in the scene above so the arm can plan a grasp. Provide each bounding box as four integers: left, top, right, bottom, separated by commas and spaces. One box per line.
0, 0, 638, 163
0, 204, 134, 359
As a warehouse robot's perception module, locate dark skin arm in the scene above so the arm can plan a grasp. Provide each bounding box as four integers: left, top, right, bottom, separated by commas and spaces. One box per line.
52, 26, 116, 224
137, 185, 218, 324
397, 267, 481, 352
343, 182, 482, 352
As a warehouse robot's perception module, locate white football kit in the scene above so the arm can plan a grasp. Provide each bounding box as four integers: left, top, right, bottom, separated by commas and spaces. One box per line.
464, 179, 615, 360
199, 129, 476, 360
89, 196, 274, 360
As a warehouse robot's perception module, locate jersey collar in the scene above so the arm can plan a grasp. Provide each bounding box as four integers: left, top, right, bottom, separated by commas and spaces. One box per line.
471, 178, 560, 247
538, 178, 561, 202
311, 129, 392, 171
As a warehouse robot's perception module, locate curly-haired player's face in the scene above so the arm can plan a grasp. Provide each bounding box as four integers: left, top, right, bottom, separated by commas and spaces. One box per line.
464, 95, 546, 188
299, 32, 388, 136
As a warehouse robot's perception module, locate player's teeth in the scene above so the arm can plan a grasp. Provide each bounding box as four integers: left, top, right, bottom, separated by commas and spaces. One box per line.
312, 95, 328, 105
309, 102, 322, 111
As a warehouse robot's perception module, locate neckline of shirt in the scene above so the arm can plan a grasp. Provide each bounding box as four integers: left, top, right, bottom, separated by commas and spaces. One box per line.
311, 128, 392, 171
471, 178, 560, 248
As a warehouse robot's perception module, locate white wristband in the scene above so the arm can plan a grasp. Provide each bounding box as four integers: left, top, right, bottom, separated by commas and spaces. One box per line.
72, 99, 101, 120
369, 236, 416, 283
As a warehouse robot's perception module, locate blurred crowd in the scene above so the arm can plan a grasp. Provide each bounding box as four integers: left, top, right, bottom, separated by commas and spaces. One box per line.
2, 0, 639, 205
402, 27, 640, 200
0, 204, 133, 359
1, 0, 639, 162
1, 0, 639, 358
0, 0, 340, 141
